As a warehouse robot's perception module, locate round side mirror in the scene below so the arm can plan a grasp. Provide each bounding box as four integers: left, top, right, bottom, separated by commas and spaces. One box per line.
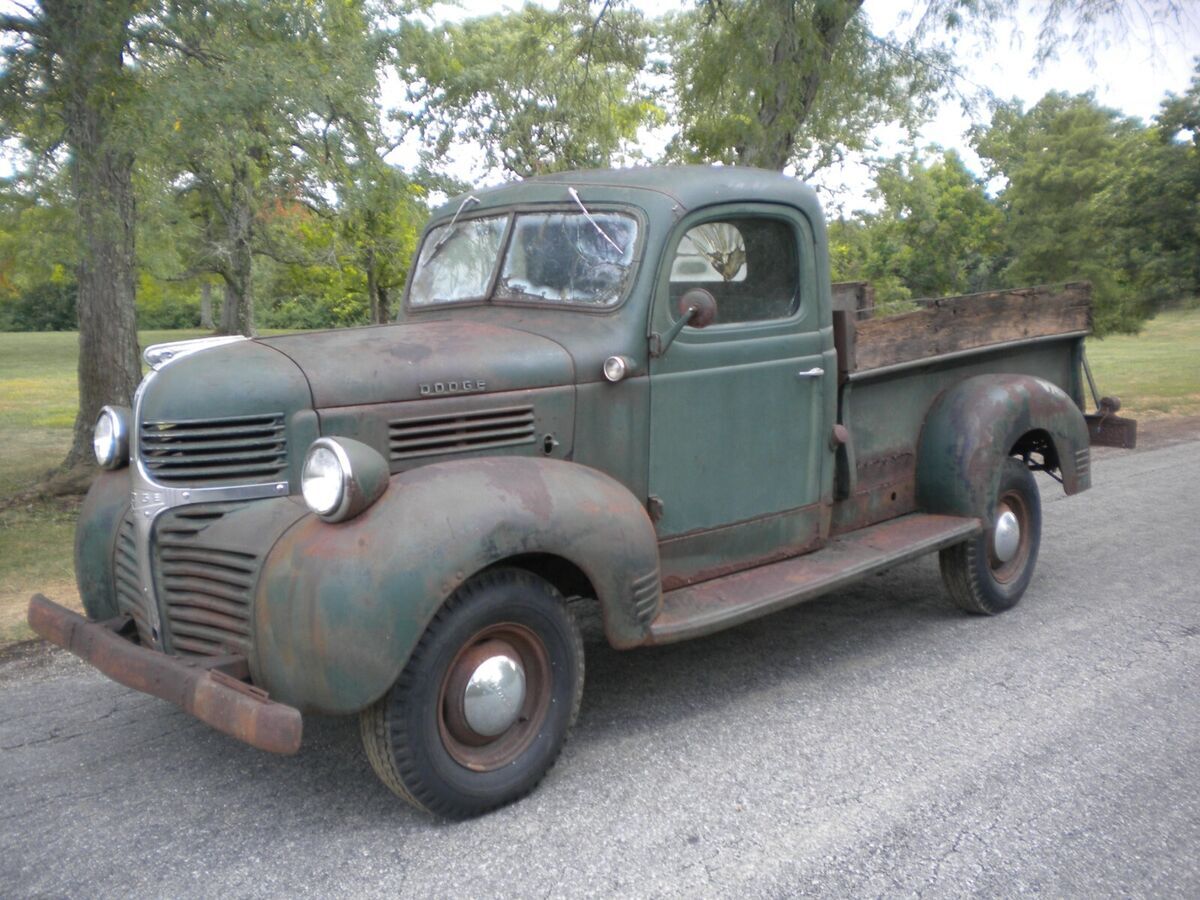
678, 288, 718, 328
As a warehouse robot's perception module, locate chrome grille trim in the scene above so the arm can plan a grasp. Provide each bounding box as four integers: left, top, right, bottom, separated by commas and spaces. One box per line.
140, 413, 288, 486
389, 405, 536, 461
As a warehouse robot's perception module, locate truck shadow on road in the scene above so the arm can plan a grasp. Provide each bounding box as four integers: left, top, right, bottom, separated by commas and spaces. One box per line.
251, 555, 990, 825
7, 554, 1013, 840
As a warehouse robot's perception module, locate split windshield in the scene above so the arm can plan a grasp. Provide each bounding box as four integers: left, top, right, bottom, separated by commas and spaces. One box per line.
408, 210, 638, 309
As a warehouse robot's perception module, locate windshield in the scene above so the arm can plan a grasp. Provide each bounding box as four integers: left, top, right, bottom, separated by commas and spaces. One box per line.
408, 210, 638, 309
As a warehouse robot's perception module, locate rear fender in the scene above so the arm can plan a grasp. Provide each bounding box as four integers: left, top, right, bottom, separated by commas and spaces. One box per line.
916, 374, 1090, 524
253, 457, 660, 715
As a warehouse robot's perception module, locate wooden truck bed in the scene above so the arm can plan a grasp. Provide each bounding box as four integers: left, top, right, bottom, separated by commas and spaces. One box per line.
833, 282, 1092, 379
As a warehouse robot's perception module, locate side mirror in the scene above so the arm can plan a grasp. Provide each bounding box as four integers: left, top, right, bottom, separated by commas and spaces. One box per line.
678, 288, 717, 328
654, 288, 719, 358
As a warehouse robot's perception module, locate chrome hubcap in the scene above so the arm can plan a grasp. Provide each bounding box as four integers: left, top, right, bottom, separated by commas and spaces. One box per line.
993, 509, 1021, 563
463, 654, 526, 737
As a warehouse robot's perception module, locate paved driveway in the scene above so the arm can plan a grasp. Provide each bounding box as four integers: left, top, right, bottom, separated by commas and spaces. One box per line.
2, 437, 1197, 898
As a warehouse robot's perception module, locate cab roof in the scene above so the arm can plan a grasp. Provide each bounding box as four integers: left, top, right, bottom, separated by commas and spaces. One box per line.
431, 165, 824, 223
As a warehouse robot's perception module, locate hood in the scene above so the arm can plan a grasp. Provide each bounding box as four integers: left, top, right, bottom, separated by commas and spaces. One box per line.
259, 320, 576, 409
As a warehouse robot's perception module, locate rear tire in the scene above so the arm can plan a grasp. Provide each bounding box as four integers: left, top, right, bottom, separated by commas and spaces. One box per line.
360, 568, 584, 819
940, 457, 1042, 615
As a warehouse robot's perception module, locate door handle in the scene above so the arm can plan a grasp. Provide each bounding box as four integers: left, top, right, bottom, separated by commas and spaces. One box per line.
797, 367, 825, 378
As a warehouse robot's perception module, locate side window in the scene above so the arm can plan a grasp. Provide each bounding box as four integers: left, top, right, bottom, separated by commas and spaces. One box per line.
669, 217, 800, 324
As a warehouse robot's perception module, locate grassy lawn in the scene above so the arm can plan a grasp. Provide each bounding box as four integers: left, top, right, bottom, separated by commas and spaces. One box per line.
0, 329, 210, 644
1086, 307, 1200, 420
1, 310, 1197, 647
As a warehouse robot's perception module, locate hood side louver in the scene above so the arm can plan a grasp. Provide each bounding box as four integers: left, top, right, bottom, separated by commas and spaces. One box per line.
389, 405, 536, 461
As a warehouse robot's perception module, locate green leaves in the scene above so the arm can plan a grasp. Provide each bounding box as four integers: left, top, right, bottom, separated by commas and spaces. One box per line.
399, 0, 660, 178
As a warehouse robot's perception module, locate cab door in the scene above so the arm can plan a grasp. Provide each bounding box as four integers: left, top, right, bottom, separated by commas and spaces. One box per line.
647, 205, 835, 587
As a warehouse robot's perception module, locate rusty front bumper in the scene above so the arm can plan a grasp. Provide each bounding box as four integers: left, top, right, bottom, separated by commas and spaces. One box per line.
27, 594, 302, 755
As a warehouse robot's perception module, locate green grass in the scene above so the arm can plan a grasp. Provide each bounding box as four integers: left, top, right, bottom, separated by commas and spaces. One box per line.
0, 329, 242, 644
1086, 308, 1200, 420
0, 312, 1197, 646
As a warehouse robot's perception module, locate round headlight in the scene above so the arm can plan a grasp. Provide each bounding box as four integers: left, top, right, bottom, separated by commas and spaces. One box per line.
301, 440, 349, 519
93, 406, 130, 469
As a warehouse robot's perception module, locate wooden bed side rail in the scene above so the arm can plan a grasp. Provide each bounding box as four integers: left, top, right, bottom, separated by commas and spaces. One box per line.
835, 282, 1092, 377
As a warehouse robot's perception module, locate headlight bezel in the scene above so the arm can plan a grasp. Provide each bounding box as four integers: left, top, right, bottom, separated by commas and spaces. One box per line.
93, 405, 131, 470
301, 437, 353, 521
300, 436, 389, 524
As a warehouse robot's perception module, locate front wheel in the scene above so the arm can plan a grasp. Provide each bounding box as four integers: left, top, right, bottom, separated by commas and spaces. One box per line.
939, 457, 1042, 615
360, 568, 584, 819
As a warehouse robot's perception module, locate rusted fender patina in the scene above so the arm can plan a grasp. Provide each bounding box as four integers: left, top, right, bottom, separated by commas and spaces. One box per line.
917, 373, 1090, 524
253, 456, 661, 715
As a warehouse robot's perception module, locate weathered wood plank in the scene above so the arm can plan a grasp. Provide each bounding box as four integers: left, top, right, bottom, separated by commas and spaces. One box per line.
831, 281, 875, 320
832, 310, 856, 383
852, 282, 1092, 373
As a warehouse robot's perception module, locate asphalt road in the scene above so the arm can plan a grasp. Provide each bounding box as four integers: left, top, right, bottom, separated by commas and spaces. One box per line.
2, 434, 1198, 899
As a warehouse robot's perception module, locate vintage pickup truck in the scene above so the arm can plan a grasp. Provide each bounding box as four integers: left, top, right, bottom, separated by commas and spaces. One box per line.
30, 166, 1135, 818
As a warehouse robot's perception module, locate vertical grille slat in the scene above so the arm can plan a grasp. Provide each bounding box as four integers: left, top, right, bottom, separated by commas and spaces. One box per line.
389, 405, 536, 461
153, 506, 259, 658
112, 512, 159, 649
140, 413, 287, 486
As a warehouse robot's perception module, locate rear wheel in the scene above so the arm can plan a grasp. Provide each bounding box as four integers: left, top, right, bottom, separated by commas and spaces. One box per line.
360, 568, 584, 819
940, 457, 1042, 615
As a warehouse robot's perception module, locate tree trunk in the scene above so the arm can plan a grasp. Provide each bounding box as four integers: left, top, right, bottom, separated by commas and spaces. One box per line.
199, 280, 215, 329
55, 2, 142, 471
734, 0, 863, 171
366, 246, 380, 323
215, 161, 256, 336
377, 285, 391, 323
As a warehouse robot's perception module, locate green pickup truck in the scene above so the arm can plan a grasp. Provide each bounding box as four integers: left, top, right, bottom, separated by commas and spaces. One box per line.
30, 166, 1135, 818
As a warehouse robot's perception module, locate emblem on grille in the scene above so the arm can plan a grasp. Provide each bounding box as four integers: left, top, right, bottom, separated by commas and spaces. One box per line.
130, 490, 167, 517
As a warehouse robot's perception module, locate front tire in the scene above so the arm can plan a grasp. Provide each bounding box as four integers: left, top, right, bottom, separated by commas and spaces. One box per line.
360, 568, 584, 819
939, 457, 1042, 615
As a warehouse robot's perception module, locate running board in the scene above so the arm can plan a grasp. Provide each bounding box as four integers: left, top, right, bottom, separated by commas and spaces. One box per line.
646, 513, 982, 644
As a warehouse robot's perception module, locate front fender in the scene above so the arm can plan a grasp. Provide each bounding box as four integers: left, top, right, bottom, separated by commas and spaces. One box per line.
253, 456, 660, 715
916, 374, 1090, 524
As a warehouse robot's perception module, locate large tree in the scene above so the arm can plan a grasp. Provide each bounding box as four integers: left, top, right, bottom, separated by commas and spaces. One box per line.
1, 1, 144, 470
971, 92, 1151, 332
831, 148, 1005, 305
145, 1, 391, 335
398, 0, 660, 179
665, 0, 953, 174
663, 0, 1191, 176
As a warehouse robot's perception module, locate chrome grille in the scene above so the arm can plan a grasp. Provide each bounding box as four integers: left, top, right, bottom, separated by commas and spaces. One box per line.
113, 511, 160, 649
140, 413, 287, 486
389, 405, 536, 461
156, 507, 257, 657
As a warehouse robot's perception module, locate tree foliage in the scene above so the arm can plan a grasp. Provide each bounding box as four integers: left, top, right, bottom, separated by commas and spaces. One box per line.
973, 92, 1153, 332
831, 149, 1004, 309
666, 0, 953, 174
399, 0, 661, 178
142, 0, 395, 335
1, 0, 147, 467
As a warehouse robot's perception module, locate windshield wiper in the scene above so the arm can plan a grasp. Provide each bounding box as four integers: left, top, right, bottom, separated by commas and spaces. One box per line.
429, 194, 481, 259
568, 186, 625, 256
